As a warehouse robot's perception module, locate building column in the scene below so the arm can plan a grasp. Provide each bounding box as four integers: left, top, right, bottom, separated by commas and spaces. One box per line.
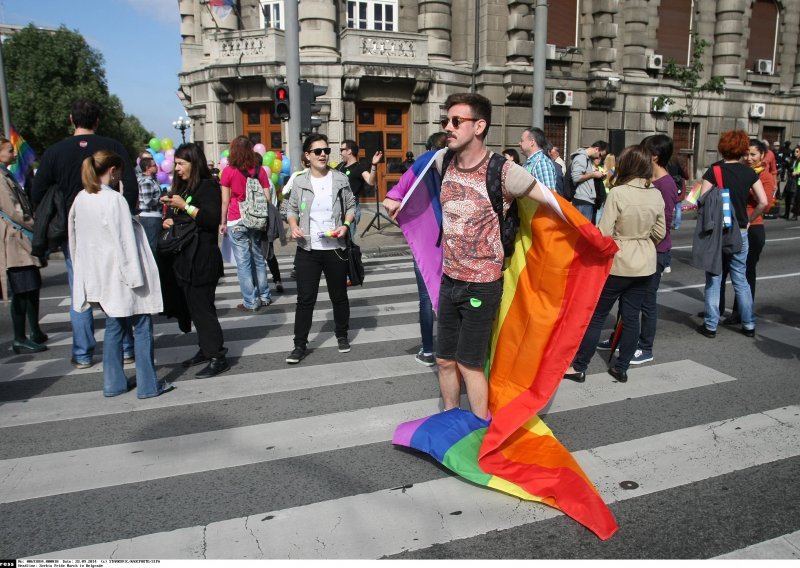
299, 0, 338, 61
711, 0, 747, 84
621, 0, 653, 77
588, 0, 619, 73
418, 0, 452, 60
506, 0, 533, 67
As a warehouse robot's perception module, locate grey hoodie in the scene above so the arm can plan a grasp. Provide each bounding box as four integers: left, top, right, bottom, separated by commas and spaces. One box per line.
570, 149, 596, 204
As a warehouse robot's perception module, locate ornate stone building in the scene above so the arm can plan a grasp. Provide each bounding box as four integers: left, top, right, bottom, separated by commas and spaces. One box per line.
178, 0, 799, 198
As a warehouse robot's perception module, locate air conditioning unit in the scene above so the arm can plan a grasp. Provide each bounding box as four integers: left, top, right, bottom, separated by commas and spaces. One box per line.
749, 103, 766, 118
651, 97, 672, 114
647, 54, 664, 70
552, 89, 573, 107
545, 43, 556, 61
755, 59, 773, 74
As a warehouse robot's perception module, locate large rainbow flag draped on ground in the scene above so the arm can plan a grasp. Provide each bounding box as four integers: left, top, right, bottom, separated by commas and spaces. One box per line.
391, 150, 620, 539
9, 127, 36, 188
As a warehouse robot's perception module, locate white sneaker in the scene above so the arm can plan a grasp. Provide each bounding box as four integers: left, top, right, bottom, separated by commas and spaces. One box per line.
663, 266, 672, 274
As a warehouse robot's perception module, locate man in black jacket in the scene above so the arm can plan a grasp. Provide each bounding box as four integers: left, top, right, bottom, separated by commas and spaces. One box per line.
32, 99, 138, 369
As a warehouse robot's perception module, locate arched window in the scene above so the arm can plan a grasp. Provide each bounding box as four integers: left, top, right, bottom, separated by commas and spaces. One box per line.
746, 0, 779, 74
657, 0, 693, 66
547, 0, 579, 48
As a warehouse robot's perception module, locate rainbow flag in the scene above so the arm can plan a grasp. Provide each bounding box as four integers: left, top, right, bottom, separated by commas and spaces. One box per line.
392, 159, 620, 539
684, 180, 702, 205
9, 127, 36, 188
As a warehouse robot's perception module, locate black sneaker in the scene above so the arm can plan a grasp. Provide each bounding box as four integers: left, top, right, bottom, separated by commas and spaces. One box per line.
337, 337, 351, 353
286, 346, 305, 364
275, 281, 284, 293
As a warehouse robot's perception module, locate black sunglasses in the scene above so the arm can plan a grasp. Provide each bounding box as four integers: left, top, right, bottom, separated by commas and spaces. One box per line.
309, 147, 332, 156
439, 116, 479, 129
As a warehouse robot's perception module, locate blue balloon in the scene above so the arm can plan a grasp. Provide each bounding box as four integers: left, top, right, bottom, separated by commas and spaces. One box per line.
154, 152, 165, 165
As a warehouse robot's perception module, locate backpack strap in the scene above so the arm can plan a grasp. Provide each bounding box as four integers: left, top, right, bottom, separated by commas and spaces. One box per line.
436, 150, 457, 248
713, 164, 724, 188
486, 152, 507, 221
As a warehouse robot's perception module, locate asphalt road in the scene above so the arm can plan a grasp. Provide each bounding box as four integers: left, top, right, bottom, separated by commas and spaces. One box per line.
0, 217, 798, 560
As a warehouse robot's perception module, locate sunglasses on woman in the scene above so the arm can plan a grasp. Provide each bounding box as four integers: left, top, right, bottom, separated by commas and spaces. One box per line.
439, 116, 479, 129
308, 147, 332, 156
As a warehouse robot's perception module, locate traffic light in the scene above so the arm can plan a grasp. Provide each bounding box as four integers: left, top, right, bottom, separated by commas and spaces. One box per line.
274, 84, 290, 121
299, 80, 327, 135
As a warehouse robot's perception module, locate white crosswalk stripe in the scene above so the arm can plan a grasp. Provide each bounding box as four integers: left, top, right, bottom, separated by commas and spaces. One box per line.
2, 256, 797, 560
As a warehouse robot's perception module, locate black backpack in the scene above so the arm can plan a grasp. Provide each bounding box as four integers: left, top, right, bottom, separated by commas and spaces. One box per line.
440, 150, 519, 257
561, 154, 583, 202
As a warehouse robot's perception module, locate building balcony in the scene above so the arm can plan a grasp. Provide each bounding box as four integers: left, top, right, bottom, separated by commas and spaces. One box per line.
207, 28, 285, 65
340, 29, 429, 68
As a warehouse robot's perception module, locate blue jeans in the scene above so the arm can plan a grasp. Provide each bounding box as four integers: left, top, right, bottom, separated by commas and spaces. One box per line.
574, 203, 594, 222
704, 230, 754, 331
672, 202, 682, 229
103, 314, 166, 399
230, 223, 271, 309
64, 244, 133, 363
414, 261, 434, 353
638, 251, 669, 352
139, 216, 163, 258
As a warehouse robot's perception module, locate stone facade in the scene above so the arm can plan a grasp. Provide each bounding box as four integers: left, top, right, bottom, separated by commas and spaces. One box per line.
179, 0, 800, 179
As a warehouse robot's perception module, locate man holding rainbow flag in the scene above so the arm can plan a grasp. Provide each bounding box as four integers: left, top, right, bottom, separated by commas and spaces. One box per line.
385, 92, 622, 539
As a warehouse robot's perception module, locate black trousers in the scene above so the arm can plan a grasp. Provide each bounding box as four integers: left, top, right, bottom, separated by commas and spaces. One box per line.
573, 274, 653, 373
293, 247, 350, 347
181, 283, 225, 358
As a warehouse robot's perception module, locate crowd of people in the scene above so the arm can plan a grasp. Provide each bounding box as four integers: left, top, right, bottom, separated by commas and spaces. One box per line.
0, 95, 787, 409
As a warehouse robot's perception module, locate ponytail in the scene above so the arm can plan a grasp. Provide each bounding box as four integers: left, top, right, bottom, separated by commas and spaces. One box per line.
81, 150, 124, 194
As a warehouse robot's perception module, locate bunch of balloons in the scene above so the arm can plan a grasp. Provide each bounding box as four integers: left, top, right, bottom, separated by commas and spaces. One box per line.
147, 137, 176, 186
218, 142, 292, 188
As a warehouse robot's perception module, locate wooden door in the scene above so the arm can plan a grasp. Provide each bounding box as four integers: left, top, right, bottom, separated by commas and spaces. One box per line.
241, 104, 284, 151
355, 104, 409, 202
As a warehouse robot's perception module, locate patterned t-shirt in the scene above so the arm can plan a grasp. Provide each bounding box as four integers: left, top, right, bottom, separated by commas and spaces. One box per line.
438, 151, 537, 282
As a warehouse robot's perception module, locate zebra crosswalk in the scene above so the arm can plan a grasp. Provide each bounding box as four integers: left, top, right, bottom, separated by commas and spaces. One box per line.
1, 254, 798, 560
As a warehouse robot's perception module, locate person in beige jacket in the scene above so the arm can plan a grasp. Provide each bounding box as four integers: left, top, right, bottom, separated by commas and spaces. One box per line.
0, 137, 48, 354
564, 145, 666, 383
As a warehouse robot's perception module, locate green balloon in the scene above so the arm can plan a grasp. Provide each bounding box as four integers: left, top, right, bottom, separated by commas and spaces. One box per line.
149, 138, 161, 152
270, 172, 279, 186
221, 149, 230, 158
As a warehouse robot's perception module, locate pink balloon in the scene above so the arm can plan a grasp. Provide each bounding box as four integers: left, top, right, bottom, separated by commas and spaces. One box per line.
161, 159, 174, 173
219, 157, 229, 168
156, 171, 169, 184
165, 149, 175, 159
253, 143, 267, 155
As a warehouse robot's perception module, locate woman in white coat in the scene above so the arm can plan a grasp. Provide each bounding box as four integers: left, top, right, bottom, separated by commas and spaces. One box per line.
69, 150, 173, 399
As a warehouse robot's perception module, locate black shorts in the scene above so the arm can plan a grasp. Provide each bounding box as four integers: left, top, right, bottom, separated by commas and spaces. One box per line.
436, 274, 503, 368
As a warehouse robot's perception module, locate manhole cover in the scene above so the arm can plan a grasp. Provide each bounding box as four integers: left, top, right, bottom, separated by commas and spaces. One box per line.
619, 480, 639, 490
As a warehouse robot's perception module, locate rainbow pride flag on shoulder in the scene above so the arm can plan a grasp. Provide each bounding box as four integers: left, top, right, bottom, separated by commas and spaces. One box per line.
391, 152, 620, 539
9, 127, 36, 188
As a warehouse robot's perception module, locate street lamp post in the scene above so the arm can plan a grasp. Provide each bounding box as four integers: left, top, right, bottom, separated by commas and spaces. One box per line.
172, 116, 191, 144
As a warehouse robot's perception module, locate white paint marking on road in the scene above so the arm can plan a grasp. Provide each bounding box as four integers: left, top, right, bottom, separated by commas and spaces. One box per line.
0, 355, 436, 427
0, 322, 423, 382
37, 405, 800, 559
714, 529, 800, 559
41, 283, 420, 324
58, 269, 417, 307
45, 301, 421, 347
670, 235, 800, 250
659, 271, 800, 292
0, 360, 734, 502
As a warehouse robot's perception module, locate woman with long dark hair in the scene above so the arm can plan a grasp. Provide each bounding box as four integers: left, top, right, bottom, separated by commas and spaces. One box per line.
0, 137, 47, 353
161, 143, 229, 378
70, 150, 171, 398
220, 135, 273, 312
284, 133, 356, 364
564, 146, 666, 383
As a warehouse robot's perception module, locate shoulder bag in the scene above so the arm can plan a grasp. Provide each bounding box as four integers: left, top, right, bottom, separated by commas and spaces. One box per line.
337, 188, 364, 286
157, 215, 197, 256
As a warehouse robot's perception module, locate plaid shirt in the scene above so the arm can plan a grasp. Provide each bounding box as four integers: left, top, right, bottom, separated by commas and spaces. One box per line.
523, 149, 557, 191
137, 173, 164, 216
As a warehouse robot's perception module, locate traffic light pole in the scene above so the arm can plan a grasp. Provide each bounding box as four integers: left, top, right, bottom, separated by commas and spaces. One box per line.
284, 0, 302, 173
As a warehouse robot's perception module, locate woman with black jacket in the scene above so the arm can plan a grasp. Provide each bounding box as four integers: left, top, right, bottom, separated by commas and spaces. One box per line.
161, 143, 229, 378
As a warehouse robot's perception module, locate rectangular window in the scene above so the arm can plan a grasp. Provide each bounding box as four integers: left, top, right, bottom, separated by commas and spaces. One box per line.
547, 0, 580, 48
657, 0, 693, 66
260, 1, 284, 30
346, 1, 397, 31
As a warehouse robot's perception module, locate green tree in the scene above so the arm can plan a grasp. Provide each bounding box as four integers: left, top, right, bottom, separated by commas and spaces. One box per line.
653, 33, 726, 174
2, 25, 152, 159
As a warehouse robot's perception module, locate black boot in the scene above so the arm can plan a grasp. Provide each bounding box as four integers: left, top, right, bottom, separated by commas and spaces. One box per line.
196, 356, 230, 378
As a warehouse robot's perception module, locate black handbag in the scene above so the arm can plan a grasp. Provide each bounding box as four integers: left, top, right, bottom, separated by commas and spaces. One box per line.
157, 217, 197, 256
337, 189, 365, 286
